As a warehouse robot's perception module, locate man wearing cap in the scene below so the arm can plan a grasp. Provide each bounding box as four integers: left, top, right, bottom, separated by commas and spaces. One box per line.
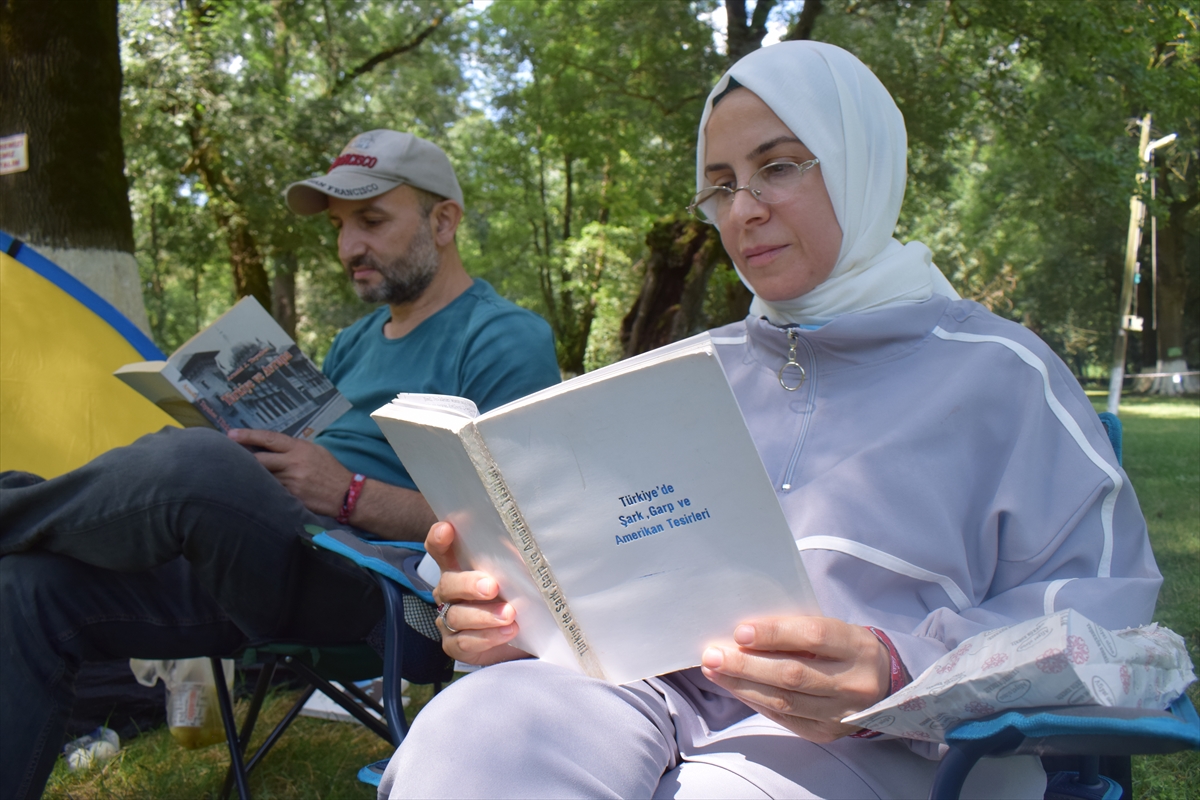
0, 130, 561, 800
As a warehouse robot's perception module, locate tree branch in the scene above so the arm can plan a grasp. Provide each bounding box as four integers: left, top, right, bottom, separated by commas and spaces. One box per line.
750, 0, 774, 32
784, 0, 824, 42
727, 0, 749, 32
556, 56, 707, 116
726, 0, 776, 62
330, 15, 445, 95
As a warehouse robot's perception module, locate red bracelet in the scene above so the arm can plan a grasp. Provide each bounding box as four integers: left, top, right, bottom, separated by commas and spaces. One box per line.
850, 626, 910, 740
336, 473, 366, 525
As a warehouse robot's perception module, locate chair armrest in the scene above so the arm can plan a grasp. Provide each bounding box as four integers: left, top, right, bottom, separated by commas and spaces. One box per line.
930, 696, 1198, 800
308, 527, 435, 602
943, 695, 1199, 757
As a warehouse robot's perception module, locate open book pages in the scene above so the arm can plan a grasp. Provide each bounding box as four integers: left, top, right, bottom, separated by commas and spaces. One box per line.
388, 393, 479, 421
372, 332, 819, 685
115, 297, 349, 440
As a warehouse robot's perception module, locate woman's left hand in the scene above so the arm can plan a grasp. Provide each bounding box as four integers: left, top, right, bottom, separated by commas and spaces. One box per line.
700, 616, 891, 743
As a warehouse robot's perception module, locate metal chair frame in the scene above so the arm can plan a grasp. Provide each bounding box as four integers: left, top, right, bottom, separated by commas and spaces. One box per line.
210, 571, 435, 800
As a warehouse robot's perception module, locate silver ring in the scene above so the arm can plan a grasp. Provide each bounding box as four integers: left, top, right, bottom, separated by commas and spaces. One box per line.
436, 602, 459, 634
777, 360, 806, 391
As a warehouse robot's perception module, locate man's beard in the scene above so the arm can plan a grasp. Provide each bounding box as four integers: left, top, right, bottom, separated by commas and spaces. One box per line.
348, 223, 439, 305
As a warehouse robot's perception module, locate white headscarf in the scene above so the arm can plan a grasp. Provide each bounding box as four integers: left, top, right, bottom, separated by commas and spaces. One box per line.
696, 41, 958, 326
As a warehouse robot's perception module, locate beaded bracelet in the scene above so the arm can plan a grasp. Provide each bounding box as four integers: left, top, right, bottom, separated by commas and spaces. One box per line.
849, 626, 910, 740
336, 473, 366, 525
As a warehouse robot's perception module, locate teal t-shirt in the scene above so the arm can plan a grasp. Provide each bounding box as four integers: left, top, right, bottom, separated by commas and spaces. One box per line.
315, 279, 560, 490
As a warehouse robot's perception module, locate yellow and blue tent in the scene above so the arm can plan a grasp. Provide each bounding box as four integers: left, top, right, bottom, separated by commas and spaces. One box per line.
1, 230, 175, 478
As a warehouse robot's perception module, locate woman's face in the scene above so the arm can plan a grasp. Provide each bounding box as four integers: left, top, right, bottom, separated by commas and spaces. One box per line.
703, 89, 842, 302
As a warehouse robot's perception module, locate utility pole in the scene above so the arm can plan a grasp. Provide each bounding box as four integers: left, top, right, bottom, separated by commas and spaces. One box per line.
1106, 115, 1153, 416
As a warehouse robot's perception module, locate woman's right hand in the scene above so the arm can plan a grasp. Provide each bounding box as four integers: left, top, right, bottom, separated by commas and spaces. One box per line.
425, 521, 530, 666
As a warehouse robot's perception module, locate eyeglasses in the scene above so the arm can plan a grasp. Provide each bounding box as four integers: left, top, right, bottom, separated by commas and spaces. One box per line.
687, 158, 821, 225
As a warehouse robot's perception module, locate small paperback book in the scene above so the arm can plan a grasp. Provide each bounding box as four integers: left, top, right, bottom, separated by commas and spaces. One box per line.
115, 297, 350, 440
371, 332, 820, 685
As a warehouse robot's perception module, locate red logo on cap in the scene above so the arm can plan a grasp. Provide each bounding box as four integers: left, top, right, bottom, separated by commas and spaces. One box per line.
329, 154, 378, 171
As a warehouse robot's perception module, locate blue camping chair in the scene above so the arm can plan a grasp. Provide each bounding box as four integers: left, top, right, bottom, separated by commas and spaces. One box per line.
931, 696, 1200, 799
209, 529, 444, 800
931, 411, 1200, 799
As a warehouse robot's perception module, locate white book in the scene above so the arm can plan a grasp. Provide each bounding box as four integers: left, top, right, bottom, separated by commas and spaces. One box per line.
371, 333, 819, 685
115, 297, 350, 441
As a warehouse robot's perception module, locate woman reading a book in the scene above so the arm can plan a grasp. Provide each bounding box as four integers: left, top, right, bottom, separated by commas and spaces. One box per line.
379, 42, 1160, 799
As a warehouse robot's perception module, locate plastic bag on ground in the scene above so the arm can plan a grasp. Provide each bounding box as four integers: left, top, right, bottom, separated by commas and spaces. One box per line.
64, 726, 120, 771
129, 657, 235, 749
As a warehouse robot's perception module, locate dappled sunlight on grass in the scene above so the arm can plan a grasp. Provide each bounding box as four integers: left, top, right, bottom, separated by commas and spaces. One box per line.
1120, 402, 1200, 420
1086, 391, 1200, 419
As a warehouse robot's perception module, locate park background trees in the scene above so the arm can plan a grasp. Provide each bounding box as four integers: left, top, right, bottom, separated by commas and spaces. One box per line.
104, 0, 1196, 384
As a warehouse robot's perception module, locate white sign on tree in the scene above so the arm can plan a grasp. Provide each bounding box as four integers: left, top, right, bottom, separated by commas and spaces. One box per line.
0, 134, 28, 175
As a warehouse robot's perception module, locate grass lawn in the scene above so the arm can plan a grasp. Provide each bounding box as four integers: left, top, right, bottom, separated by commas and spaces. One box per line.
44, 396, 1199, 799
43, 683, 442, 799
1086, 394, 1200, 799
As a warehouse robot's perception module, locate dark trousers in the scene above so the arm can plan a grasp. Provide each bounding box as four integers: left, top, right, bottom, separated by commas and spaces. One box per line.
0, 428, 383, 800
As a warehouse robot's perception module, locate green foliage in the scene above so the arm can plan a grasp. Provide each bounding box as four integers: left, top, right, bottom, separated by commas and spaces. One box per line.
118, 0, 1197, 374
809, 0, 1199, 374
447, 0, 724, 372
120, 0, 466, 358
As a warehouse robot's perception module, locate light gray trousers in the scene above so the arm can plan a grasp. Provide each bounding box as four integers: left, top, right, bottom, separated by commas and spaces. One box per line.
379, 660, 1045, 799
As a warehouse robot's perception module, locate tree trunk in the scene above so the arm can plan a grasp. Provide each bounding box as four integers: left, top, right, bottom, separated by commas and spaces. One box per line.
174, 0, 273, 314
186, 117, 273, 312
1154, 196, 1191, 361
0, 0, 148, 330
726, 0, 776, 63
225, 215, 272, 310
0, 0, 132, 251
271, 250, 298, 339
784, 0, 824, 42
622, 220, 729, 355
1147, 195, 1197, 394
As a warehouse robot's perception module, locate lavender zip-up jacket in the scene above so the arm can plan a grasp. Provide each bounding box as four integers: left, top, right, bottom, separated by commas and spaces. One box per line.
711, 295, 1161, 684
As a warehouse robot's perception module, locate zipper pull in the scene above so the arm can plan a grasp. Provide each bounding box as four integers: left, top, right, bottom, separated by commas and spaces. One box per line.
778, 328, 806, 391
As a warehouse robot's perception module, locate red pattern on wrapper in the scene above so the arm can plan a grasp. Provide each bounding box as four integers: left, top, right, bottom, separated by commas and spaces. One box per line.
1065, 635, 1090, 664
982, 653, 1009, 670
1036, 648, 1069, 674
935, 645, 969, 674
965, 700, 995, 716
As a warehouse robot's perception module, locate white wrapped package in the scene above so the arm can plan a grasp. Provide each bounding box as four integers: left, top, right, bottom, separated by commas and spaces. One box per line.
844, 610, 1195, 743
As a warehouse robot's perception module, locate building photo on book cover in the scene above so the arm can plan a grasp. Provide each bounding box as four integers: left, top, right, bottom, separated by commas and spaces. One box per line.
115, 297, 350, 440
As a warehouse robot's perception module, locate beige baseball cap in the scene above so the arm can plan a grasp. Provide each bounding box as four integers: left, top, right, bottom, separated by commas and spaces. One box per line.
284, 130, 464, 215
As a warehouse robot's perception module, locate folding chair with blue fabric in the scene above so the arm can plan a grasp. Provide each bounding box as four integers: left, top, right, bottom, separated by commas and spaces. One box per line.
932, 694, 1200, 799
931, 412, 1200, 800
209, 527, 446, 800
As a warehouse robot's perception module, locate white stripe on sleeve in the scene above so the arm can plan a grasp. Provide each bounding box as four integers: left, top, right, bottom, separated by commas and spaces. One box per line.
1043, 578, 1076, 616
797, 536, 973, 611
932, 327, 1121, 578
